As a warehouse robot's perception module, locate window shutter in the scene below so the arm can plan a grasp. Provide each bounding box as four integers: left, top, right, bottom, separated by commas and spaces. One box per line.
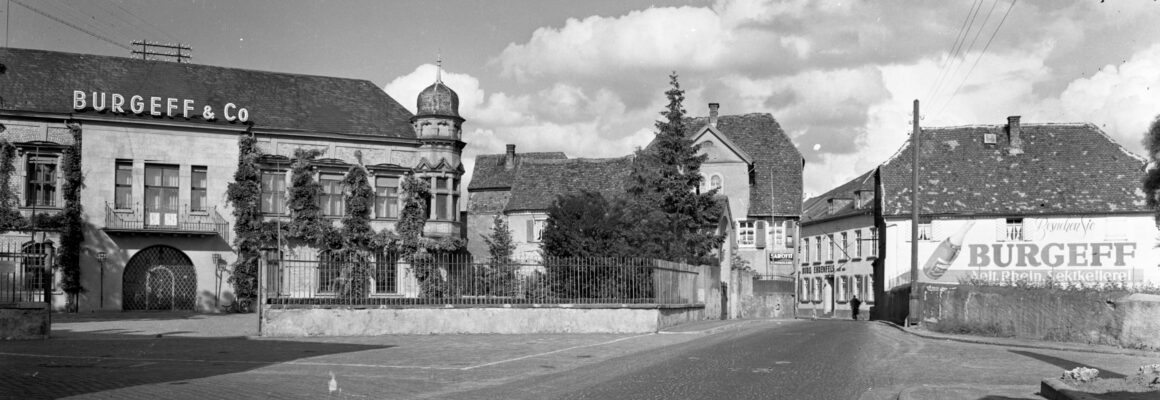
1021, 218, 1036, 241
526, 219, 534, 243
755, 220, 767, 249
994, 218, 1007, 241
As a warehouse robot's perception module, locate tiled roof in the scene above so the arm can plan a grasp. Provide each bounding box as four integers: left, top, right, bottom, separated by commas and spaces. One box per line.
504, 157, 635, 212
879, 123, 1148, 216
467, 152, 568, 190
0, 47, 415, 137
684, 113, 804, 217
801, 169, 875, 223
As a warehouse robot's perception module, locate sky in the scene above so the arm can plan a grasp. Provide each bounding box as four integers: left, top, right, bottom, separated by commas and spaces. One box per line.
4, 0, 1160, 199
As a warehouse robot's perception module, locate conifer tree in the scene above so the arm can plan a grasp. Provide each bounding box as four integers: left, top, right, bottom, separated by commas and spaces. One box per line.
624, 72, 724, 264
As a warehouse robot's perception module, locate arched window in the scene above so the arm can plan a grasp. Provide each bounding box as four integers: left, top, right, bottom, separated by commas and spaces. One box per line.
710, 175, 722, 191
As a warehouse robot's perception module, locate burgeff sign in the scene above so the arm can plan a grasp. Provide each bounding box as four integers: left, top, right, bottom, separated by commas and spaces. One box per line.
73, 90, 251, 122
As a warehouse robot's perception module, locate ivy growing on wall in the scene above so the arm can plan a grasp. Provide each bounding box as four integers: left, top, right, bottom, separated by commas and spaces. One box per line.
336, 164, 374, 298
58, 122, 85, 303
225, 133, 264, 309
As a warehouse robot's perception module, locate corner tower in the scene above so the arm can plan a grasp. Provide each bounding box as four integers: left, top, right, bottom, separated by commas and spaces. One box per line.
411, 60, 466, 238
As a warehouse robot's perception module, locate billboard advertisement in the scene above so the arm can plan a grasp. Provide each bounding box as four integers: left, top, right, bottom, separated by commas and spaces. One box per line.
912, 216, 1158, 284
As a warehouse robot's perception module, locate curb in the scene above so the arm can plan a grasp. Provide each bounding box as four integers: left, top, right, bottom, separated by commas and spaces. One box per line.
658, 319, 778, 335
894, 384, 1033, 400
874, 320, 1159, 357
1039, 378, 1103, 400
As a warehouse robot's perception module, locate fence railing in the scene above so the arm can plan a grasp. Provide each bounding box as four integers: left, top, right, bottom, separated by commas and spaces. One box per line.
0, 242, 54, 305
260, 252, 704, 307
105, 203, 230, 241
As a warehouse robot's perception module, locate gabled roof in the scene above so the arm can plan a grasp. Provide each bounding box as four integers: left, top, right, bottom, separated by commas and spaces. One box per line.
683, 113, 804, 217
878, 122, 1148, 216
0, 47, 415, 137
467, 151, 568, 191
802, 169, 875, 224
691, 125, 753, 164
504, 157, 634, 213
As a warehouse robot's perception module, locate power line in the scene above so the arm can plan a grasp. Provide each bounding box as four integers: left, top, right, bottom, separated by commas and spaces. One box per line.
924, 0, 983, 104
927, 0, 989, 108
936, 0, 1001, 105
10, 0, 131, 51
934, 0, 1018, 120
47, 1, 133, 48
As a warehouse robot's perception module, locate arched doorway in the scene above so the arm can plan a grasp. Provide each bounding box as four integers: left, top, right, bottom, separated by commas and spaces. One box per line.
122, 245, 196, 311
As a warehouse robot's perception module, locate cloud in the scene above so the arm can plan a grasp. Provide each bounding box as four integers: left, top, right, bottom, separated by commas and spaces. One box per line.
1052, 43, 1160, 155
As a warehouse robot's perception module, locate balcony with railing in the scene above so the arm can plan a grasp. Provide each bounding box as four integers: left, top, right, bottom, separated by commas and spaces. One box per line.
104, 203, 230, 241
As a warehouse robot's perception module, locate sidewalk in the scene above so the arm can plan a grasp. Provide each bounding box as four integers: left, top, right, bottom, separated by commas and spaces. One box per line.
881, 320, 1160, 400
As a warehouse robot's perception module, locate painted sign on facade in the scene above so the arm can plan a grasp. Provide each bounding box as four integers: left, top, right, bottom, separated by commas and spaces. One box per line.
913, 216, 1158, 284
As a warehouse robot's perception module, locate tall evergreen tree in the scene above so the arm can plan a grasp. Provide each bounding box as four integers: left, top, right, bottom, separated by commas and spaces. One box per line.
624, 72, 724, 264
1142, 115, 1160, 225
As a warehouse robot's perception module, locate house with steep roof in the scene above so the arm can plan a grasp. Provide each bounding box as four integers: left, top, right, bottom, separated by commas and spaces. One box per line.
0, 47, 466, 312
682, 104, 804, 280
465, 145, 632, 260
798, 170, 877, 318
467, 103, 805, 279
802, 115, 1158, 319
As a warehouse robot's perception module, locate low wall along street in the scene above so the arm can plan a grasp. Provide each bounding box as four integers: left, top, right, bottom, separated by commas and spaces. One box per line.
917, 284, 1160, 350
261, 305, 705, 336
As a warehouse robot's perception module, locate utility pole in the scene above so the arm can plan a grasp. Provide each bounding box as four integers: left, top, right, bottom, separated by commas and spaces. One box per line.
908, 99, 921, 327
131, 40, 191, 63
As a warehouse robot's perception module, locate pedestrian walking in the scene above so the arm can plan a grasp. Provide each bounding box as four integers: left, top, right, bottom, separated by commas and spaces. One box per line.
850, 296, 862, 320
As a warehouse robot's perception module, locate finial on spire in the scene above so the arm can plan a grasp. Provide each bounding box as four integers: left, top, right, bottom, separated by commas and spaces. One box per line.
436, 50, 443, 83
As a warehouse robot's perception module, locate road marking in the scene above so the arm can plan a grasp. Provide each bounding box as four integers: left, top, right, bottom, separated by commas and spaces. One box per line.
461, 333, 656, 370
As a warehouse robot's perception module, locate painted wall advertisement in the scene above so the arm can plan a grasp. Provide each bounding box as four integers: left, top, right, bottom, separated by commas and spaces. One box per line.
914, 216, 1158, 284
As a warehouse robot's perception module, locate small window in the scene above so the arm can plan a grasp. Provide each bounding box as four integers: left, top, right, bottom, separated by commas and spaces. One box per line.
802, 238, 810, 263
738, 221, 756, 246
773, 223, 785, 250
839, 232, 849, 260
319, 174, 344, 217
260, 171, 287, 214
191, 166, 207, 212
114, 161, 132, 209
710, 175, 722, 191
1005, 218, 1024, 241
25, 155, 58, 207
815, 236, 822, 263
533, 219, 546, 242
918, 222, 932, 241
374, 176, 400, 219
827, 234, 835, 261
854, 230, 863, 258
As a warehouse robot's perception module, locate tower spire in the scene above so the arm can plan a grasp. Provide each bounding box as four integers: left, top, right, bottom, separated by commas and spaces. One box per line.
436, 50, 443, 83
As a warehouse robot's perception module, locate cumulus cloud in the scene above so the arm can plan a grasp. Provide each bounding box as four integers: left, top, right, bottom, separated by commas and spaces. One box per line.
1052, 43, 1160, 155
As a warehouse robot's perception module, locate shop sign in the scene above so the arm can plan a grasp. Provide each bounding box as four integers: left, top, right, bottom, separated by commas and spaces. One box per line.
804, 265, 834, 274
72, 90, 251, 122
770, 252, 794, 264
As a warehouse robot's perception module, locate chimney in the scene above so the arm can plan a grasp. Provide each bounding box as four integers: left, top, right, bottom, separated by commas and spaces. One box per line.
709, 103, 720, 128
504, 144, 516, 170
1007, 115, 1023, 155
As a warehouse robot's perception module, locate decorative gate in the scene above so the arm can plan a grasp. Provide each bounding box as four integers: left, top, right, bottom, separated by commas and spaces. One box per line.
123, 245, 196, 310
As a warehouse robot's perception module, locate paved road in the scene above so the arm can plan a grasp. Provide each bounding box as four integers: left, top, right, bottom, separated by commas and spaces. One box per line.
2, 316, 1157, 399
446, 320, 1159, 399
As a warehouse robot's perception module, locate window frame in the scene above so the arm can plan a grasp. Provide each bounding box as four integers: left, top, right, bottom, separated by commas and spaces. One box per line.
373, 175, 401, 220
737, 221, 757, 247
318, 173, 345, 218
917, 222, 933, 241
24, 154, 59, 208
190, 166, 208, 213
143, 163, 180, 226
114, 160, 133, 210
260, 170, 288, 215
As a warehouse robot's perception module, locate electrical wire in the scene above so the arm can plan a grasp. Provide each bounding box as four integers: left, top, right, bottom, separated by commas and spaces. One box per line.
934, 0, 1018, 120
10, 0, 131, 51
931, 0, 1001, 110
923, 0, 983, 104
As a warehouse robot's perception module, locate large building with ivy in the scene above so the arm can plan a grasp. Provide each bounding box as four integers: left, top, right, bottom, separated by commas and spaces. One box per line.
0, 47, 466, 312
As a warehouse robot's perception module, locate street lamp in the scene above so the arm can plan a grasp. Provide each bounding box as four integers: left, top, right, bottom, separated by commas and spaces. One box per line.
96, 252, 107, 310
212, 253, 222, 309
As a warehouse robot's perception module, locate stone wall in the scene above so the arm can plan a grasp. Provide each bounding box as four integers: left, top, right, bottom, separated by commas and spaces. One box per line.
260, 305, 706, 336
917, 284, 1160, 350
0, 305, 49, 340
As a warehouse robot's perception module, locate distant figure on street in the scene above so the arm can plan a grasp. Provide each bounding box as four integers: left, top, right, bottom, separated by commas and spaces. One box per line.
850, 296, 862, 320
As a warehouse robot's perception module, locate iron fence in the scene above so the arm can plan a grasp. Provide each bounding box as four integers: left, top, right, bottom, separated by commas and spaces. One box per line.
260, 251, 704, 307
0, 242, 54, 305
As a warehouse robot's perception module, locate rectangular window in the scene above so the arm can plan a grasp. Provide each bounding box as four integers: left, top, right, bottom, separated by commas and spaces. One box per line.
1006, 218, 1024, 241
803, 238, 810, 264
319, 174, 344, 217
114, 161, 132, 209
839, 232, 849, 260
827, 235, 834, 262
144, 164, 179, 226
374, 176, 400, 219
261, 171, 287, 214
25, 156, 57, 207
374, 253, 397, 294
801, 277, 810, 303
191, 166, 207, 212
532, 219, 546, 242
815, 236, 822, 263
738, 221, 756, 246
854, 230, 863, 258
436, 193, 450, 221
774, 223, 785, 250
838, 276, 848, 302
918, 222, 932, 241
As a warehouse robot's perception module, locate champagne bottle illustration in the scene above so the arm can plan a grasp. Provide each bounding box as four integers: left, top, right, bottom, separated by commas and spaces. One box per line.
921, 221, 975, 280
